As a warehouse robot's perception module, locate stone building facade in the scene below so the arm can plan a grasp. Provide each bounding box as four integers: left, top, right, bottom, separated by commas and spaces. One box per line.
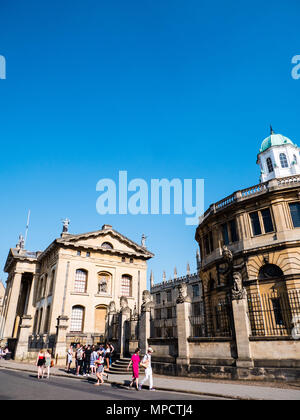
0, 282, 5, 313
0, 224, 153, 362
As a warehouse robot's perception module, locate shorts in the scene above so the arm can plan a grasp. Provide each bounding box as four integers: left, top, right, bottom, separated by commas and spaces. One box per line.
97, 364, 104, 373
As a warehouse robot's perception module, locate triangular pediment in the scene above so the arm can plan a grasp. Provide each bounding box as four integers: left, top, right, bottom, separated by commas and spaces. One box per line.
56, 227, 154, 258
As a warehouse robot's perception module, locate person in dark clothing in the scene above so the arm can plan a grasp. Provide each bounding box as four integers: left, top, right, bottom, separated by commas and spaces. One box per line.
83, 344, 92, 376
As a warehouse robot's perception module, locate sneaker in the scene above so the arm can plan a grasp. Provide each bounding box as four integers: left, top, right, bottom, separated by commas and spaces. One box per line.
149, 388, 156, 391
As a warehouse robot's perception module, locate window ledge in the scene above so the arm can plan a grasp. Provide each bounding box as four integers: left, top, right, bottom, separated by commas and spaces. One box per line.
94, 294, 112, 298
70, 292, 89, 296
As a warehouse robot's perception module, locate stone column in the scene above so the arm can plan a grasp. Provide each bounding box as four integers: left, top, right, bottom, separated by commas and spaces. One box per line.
3, 272, 23, 339
25, 274, 38, 318
119, 308, 130, 358
231, 273, 254, 368
139, 291, 154, 355
176, 283, 192, 374
54, 315, 69, 365
15, 315, 32, 361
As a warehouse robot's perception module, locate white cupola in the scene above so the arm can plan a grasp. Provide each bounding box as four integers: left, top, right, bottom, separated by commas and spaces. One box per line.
257, 127, 300, 182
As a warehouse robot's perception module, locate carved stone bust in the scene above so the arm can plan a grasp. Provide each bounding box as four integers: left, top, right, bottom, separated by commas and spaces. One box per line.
176, 282, 188, 304
120, 296, 129, 310
231, 271, 247, 300
108, 301, 116, 313
141, 290, 152, 312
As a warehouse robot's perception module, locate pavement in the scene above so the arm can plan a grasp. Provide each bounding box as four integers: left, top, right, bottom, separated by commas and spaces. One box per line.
0, 359, 300, 400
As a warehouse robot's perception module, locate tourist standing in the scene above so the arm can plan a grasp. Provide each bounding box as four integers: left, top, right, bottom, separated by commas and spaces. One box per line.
66, 345, 73, 373
75, 344, 84, 376
36, 350, 46, 379
83, 344, 92, 376
104, 343, 111, 370
127, 348, 140, 390
90, 346, 97, 375
139, 348, 155, 391
44, 349, 52, 379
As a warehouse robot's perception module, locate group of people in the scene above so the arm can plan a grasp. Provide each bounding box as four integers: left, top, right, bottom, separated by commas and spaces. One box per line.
34, 342, 155, 391
0, 347, 10, 359
66, 342, 115, 385
36, 349, 53, 379
128, 347, 155, 391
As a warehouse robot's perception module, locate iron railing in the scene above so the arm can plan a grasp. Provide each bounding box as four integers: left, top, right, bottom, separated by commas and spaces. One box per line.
247, 289, 300, 337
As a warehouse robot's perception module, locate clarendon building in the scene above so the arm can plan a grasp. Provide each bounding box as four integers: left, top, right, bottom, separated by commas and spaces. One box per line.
0, 224, 153, 362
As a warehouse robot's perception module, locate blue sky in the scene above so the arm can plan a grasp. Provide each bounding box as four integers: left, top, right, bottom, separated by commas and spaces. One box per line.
0, 0, 300, 287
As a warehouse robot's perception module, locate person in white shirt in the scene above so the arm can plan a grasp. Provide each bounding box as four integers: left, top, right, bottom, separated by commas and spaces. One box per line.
139, 347, 155, 391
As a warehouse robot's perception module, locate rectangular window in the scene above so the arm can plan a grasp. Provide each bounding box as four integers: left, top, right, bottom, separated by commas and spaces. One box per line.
222, 223, 229, 245
250, 211, 262, 236
192, 302, 201, 316
166, 291, 172, 302
121, 276, 131, 297
271, 298, 284, 326
192, 284, 200, 297
289, 203, 300, 228
261, 208, 274, 233
229, 219, 238, 242
86, 252, 90, 257
204, 234, 210, 255
209, 231, 214, 251
167, 307, 173, 319
156, 293, 161, 304
155, 309, 161, 320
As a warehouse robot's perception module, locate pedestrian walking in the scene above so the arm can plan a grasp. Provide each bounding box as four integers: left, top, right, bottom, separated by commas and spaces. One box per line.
36, 350, 46, 379
66, 345, 73, 373
139, 348, 155, 391
94, 351, 108, 386
127, 347, 140, 391
90, 346, 97, 375
44, 349, 52, 379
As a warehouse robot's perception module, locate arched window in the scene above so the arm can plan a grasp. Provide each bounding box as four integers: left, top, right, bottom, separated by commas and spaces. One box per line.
293, 154, 297, 165
44, 305, 51, 333
97, 272, 111, 294
74, 269, 88, 293
101, 242, 113, 249
279, 153, 288, 168
258, 264, 283, 279
70, 305, 85, 332
121, 274, 132, 297
266, 157, 274, 173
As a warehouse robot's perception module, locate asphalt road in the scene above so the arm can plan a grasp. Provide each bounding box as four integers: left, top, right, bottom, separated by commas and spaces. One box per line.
0, 368, 224, 400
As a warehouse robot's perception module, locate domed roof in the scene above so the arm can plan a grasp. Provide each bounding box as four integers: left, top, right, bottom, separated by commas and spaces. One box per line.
260, 132, 294, 153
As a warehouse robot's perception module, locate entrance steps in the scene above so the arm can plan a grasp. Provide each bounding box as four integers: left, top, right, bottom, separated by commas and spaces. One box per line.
108, 357, 131, 374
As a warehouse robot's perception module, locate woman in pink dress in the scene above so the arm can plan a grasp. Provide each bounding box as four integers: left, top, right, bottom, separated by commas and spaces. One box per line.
127, 348, 141, 390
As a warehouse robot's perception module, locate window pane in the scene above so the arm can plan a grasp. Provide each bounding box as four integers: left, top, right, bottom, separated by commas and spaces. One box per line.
75, 270, 87, 293
261, 208, 274, 233
193, 284, 200, 297
250, 212, 262, 236
266, 158, 274, 173
289, 203, 300, 228
229, 219, 238, 242
121, 275, 131, 297
280, 153, 288, 168
71, 306, 84, 332
222, 223, 229, 245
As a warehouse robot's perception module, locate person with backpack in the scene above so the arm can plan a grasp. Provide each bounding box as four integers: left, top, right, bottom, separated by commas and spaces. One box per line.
139, 348, 155, 391
94, 350, 108, 386
75, 344, 84, 376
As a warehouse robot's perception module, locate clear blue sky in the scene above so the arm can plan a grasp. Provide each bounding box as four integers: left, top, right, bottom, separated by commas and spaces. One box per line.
0, 0, 300, 287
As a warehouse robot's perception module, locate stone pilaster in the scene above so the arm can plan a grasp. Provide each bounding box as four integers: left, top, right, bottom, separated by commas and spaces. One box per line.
54, 315, 69, 365
139, 308, 151, 355
14, 315, 32, 361
176, 298, 192, 372
232, 295, 254, 368
3, 272, 23, 339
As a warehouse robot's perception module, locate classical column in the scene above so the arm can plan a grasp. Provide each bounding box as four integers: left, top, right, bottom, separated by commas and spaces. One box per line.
54, 315, 69, 365
139, 291, 154, 355
14, 315, 32, 361
231, 272, 254, 368
176, 283, 191, 373
3, 272, 23, 339
25, 274, 38, 318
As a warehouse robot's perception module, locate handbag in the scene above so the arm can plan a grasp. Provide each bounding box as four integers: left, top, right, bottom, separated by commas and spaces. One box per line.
50, 360, 54, 368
